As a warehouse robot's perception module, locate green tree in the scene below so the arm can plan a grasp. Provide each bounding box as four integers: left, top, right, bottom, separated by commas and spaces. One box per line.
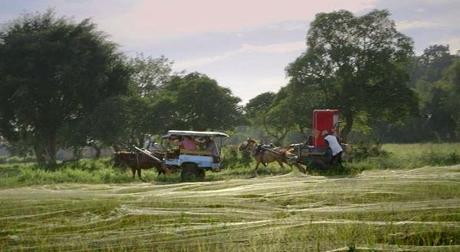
0, 11, 130, 166
413, 45, 458, 140
287, 9, 418, 140
162, 73, 243, 131
413, 45, 454, 84
87, 96, 152, 152
88, 56, 181, 151
129, 54, 174, 97
263, 92, 294, 144
432, 60, 460, 140
244, 92, 276, 121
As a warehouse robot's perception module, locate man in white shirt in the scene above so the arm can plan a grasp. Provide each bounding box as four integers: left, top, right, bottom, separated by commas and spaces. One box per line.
322, 130, 343, 165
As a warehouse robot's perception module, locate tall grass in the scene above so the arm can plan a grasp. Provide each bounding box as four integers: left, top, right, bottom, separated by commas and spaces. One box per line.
347, 143, 460, 173
0, 159, 137, 187
0, 143, 459, 187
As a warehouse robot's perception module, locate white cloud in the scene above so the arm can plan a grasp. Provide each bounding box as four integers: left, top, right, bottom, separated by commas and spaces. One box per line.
396, 20, 442, 30
227, 76, 287, 104
436, 37, 460, 54
175, 41, 305, 69
86, 0, 377, 44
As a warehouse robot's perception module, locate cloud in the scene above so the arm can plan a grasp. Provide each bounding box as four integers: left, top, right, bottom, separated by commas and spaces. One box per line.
436, 37, 460, 54
396, 20, 442, 31
0, 0, 378, 48
90, 0, 376, 44
175, 41, 305, 69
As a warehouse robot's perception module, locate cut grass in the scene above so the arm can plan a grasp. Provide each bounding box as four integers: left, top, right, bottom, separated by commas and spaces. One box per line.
0, 165, 459, 251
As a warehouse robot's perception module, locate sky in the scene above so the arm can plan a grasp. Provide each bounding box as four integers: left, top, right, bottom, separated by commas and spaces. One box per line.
1, 0, 459, 104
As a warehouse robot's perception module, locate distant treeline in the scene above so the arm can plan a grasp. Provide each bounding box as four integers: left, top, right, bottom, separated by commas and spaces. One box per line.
0, 10, 459, 166
373, 45, 460, 142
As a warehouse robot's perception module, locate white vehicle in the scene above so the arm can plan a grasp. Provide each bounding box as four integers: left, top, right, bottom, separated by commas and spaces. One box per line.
161, 130, 229, 180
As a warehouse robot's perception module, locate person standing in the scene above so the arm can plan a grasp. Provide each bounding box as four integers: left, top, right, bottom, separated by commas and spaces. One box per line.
322, 130, 343, 165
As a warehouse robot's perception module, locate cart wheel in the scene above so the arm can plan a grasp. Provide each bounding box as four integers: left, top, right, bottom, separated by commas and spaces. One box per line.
181, 163, 204, 181
197, 169, 205, 179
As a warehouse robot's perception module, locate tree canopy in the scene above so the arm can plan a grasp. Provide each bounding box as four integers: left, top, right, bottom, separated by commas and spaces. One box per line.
129, 54, 174, 97
286, 9, 418, 140
161, 73, 243, 131
0, 11, 131, 165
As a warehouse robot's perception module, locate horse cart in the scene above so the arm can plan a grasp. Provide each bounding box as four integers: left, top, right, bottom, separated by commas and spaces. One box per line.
134, 130, 229, 181
288, 109, 348, 170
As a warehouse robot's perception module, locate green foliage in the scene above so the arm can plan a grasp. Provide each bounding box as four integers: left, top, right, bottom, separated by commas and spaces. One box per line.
0, 159, 135, 187
221, 145, 252, 169
0, 11, 130, 165
347, 143, 460, 171
83, 54, 176, 150
373, 45, 460, 142
1, 143, 459, 188
350, 141, 389, 161
244, 87, 317, 144
129, 54, 174, 97
160, 73, 244, 131
286, 9, 418, 140
244, 92, 276, 122
88, 95, 153, 149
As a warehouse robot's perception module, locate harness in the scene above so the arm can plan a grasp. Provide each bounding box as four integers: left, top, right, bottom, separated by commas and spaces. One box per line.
254, 144, 278, 156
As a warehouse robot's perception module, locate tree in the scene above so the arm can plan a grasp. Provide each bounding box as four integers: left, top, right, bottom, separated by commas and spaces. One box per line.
416, 45, 454, 83
402, 45, 459, 141
161, 73, 243, 131
129, 54, 174, 97
244, 92, 276, 121
87, 95, 153, 153
0, 11, 130, 166
287, 10, 418, 140
432, 60, 460, 140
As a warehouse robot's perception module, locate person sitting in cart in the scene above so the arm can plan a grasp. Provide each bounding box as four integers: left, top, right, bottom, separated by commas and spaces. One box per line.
322, 130, 343, 165
204, 137, 219, 162
180, 136, 197, 151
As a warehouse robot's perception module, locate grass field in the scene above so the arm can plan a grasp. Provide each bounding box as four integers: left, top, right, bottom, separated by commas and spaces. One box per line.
0, 144, 459, 251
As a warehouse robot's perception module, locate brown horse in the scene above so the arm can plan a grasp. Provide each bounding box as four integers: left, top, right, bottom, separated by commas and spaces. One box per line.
239, 138, 306, 175
113, 151, 170, 179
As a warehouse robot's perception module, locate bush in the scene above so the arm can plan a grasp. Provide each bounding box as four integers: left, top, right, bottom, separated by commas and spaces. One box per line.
350, 141, 389, 161
221, 145, 252, 169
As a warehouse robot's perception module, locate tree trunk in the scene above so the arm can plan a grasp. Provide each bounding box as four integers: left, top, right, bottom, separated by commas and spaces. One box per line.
263, 115, 289, 145
73, 146, 82, 160
93, 145, 102, 159
34, 144, 46, 166
341, 111, 354, 143
33, 134, 57, 168
45, 135, 57, 167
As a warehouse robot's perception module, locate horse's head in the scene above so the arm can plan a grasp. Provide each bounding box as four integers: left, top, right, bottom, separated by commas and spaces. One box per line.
239, 138, 257, 152
112, 151, 123, 167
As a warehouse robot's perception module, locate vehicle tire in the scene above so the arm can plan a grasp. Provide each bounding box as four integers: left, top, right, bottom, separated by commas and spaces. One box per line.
181, 163, 204, 181
197, 168, 205, 179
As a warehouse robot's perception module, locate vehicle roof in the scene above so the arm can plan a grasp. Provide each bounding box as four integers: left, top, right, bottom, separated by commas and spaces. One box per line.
162, 130, 229, 138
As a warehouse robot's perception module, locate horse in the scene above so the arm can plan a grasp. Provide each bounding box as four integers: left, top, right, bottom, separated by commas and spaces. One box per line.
239, 138, 306, 176
113, 151, 170, 179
